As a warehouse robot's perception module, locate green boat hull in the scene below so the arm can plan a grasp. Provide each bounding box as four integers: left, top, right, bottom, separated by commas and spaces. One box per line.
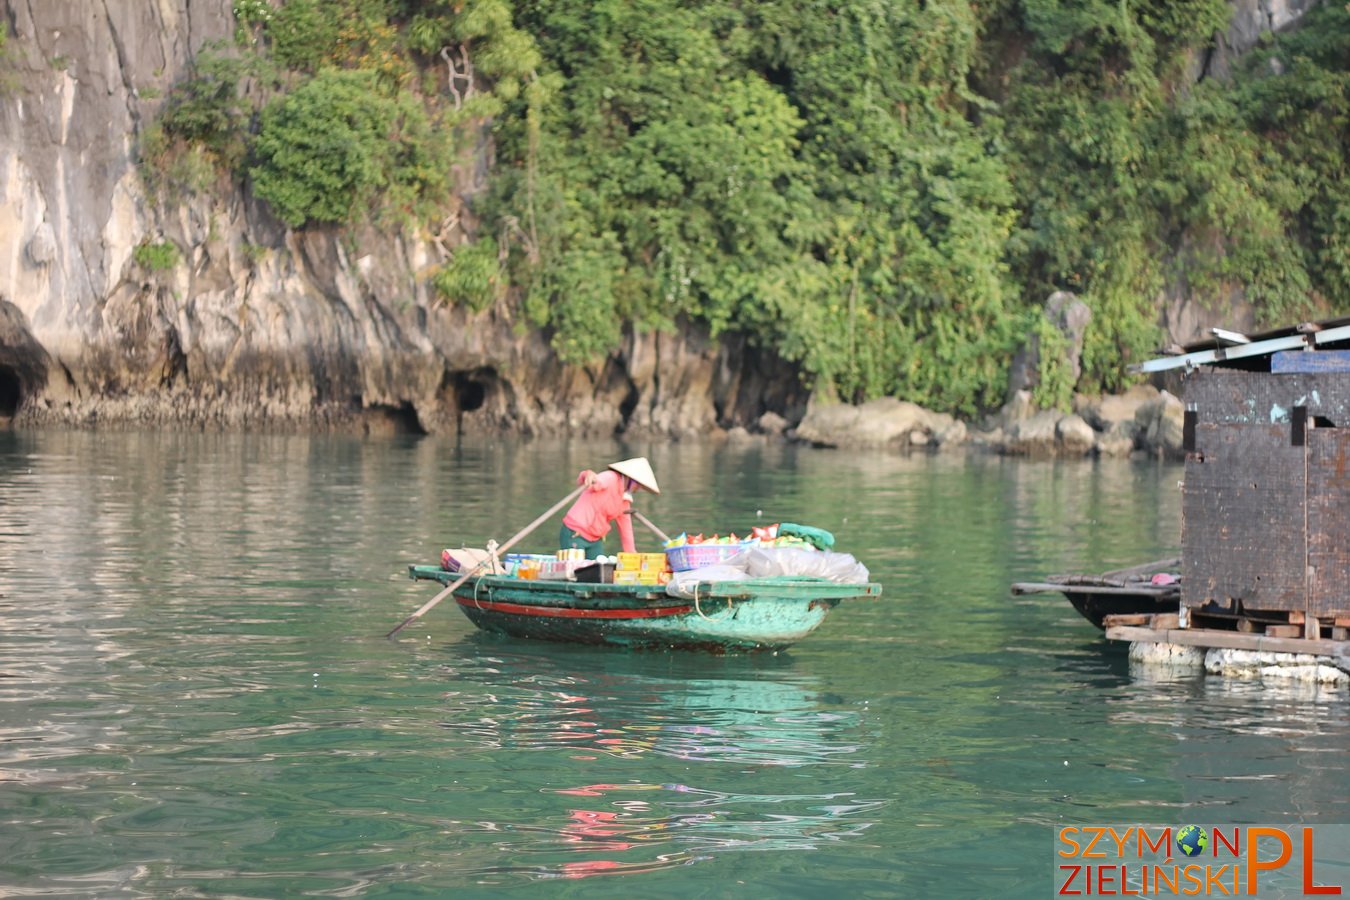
408, 565, 882, 651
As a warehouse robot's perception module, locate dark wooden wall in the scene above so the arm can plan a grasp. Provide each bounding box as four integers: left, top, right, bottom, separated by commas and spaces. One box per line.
1182, 423, 1306, 611
1187, 368, 1350, 426
1182, 369, 1350, 617
1308, 429, 1350, 615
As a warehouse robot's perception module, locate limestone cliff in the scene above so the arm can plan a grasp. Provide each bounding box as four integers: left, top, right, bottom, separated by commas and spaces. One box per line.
0, 0, 804, 435
0, 0, 1318, 435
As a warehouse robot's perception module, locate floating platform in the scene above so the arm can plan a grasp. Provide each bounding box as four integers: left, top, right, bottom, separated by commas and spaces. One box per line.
1107, 613, 1350, 684
1013, 559, 1350, 683
1037, 317, 1350, 683
1106, 617, 1350, 658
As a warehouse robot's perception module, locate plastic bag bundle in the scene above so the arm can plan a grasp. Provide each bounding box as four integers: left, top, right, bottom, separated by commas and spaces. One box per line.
664, 564, 751, 599
740, 548, 870, 584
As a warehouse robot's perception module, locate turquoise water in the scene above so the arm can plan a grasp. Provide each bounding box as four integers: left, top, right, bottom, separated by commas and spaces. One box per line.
1, 430, 1346, 897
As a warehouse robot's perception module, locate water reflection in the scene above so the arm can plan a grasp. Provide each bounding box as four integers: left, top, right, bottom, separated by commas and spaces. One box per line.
8, 428, 1350, 895
466, 782, 883, 881
434, 644, 866, 765
1110, 665, 1350, 822
429, 644, 884, 880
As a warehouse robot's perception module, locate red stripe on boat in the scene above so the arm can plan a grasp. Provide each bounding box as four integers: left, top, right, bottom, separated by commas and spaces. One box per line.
455, 597, 694, 619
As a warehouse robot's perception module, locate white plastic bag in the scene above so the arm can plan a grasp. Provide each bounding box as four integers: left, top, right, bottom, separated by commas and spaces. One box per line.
741, 548, 870, 584
664, 564, 751, 599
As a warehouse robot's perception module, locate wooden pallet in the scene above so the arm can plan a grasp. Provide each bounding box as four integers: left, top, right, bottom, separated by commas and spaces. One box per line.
1106, 623, 1350, 658
1186, 607, 1350, 641
1102, 612, 1180, 630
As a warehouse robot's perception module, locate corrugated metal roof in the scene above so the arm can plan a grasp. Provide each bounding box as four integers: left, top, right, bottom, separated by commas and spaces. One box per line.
1130, 317, 1350, 374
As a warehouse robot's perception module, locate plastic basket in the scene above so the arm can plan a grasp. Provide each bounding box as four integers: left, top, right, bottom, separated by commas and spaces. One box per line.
665, 544, 745, 571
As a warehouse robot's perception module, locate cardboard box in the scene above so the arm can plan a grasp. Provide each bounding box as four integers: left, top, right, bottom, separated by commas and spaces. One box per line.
617, 552, 668, 573
613, 569, 661, 585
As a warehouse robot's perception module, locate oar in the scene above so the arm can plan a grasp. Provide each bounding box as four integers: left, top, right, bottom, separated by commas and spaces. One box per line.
387, 484, 585, 638
631, 509, 670, 544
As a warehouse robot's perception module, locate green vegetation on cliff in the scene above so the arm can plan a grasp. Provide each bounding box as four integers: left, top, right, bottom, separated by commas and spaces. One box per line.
144, 0, 1350, 416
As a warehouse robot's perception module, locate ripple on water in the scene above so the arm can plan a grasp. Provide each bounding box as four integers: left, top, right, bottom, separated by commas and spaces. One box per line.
5, 433, 1350, 896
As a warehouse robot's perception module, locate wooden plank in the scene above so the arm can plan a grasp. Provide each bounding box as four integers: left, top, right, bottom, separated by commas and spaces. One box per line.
1010, 581, 1060, 595
1150, 613, 1180, 629
1106, 624, 1350, 656
1102, 558, 1181, 578
1012, 581, 1175, 597
1102, 613, 1152, 627
1265, 624, 1303, 638
1334, 627, 1350, 641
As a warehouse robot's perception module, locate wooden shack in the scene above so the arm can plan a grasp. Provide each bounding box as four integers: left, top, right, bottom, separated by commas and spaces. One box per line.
1182, 366, 1350, 635
1138, 319, 1350, 643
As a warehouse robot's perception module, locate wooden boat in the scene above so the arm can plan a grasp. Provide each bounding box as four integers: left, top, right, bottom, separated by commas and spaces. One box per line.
408, 564, 882, 651
1010, 558, 1181, 630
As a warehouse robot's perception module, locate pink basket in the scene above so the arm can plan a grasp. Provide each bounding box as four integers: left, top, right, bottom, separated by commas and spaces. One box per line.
665, 544, 745, 571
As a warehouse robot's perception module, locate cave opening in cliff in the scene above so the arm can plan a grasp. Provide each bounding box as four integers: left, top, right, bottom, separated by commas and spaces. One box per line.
356, 399, 426, 435
436, 368, 499, 433
0, 367, 20, 418
454, 374, 486, 413
390, 402, 426, 434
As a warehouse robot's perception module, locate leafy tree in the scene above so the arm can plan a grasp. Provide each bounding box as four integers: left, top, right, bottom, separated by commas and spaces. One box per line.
494, 0, 818, 365
485, 1, 1019, 411
433, 237, 503, 311
158, 49, 251, 157
1233, 3, 1350, 309
134, 0, 1350, 416
991, 0, 1350, 392
250, 68, 448, 227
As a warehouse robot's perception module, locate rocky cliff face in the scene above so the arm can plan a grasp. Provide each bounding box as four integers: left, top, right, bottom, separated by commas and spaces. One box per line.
0, 0, 804, 435
1202, 0, 1322, 81
0, 0, 1316, 434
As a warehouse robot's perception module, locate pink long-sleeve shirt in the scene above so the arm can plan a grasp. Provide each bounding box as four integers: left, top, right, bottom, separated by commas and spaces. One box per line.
561, 470, 635, 552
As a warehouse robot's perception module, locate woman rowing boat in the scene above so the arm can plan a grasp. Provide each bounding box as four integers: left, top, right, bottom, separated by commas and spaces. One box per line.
558, 457, 661, 559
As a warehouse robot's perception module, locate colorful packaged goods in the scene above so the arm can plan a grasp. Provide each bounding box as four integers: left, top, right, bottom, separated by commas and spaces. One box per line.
660, 522, 834, 570
535, 550, 591, 580
503, 553, 555, 578
614, 552, 670, 585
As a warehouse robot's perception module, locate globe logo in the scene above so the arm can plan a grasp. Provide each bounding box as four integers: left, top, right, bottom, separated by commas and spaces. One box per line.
1176, 825, 1209, 858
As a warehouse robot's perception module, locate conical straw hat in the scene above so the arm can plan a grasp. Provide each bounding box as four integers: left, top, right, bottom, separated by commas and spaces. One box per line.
608, 457, 660, 494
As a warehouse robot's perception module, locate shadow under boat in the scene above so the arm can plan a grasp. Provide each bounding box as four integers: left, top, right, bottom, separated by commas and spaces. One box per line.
1010, 557, 1181, 630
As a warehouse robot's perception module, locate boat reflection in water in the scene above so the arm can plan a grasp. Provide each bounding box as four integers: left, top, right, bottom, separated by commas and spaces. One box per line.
431, 644, 886, 881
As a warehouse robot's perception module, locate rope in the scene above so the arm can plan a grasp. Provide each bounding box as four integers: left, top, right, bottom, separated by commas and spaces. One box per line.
694, 584, 713, 620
